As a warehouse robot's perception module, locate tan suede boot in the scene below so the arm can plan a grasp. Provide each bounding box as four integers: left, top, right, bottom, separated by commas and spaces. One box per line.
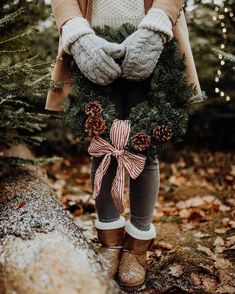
95, 216, 126, 278
117, 220, 156, 291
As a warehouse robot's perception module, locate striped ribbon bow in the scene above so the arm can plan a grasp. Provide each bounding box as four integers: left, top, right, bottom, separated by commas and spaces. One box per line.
88, 119, 146, 213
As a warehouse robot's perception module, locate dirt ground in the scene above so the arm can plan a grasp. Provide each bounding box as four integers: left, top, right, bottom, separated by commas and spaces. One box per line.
45, 148, 235, 293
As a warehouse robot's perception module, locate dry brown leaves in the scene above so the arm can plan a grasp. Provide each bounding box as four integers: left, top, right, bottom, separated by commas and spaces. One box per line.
45, 148, 235, 293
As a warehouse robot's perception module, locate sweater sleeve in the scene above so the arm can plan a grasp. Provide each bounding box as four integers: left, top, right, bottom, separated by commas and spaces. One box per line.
151, 0, 185, 26
51, 0, 83, 32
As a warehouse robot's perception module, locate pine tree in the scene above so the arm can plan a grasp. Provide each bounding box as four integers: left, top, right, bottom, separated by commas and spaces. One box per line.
186, 0, 234, 97
184, 0, 235, 148
0, 1, 52, 155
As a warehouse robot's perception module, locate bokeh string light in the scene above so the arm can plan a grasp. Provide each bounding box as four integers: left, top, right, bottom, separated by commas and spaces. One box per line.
212, 0, 233, 102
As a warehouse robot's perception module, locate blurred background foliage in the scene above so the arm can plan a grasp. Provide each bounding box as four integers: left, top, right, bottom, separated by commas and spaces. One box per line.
0, 0, 234, 160
185, 0, 235, 150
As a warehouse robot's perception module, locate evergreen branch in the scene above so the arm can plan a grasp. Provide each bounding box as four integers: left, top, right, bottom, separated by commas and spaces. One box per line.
0, 8, 24, 28
0, 1, 51, 151
0, 49, 28, 54
0, 55, 41, 81
0, 28, 35, 45
213, 49, 235, 64
30, 73, 51, 86
188, 91, 207, 104
0, 98, 31, 107
0, 97, 8, 105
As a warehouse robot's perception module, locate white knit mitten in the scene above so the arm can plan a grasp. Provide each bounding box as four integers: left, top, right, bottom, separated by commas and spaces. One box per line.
61, 17, 125, 85
121, 8, 173, 81
138, 8, 173, 40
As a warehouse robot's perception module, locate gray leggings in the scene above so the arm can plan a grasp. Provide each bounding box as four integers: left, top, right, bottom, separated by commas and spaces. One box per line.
90, 77, 160, 231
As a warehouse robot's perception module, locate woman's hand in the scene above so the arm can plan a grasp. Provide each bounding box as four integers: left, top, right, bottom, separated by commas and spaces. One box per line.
71, 33, 125, 85
121, 8, 173, 81
61, 17, 125, 85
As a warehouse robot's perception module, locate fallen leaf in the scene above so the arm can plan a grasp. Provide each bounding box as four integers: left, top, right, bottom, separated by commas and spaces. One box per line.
179, 208, 191, 218
176, 197, 205, 209
193, 231, 210, 238
168, 262, 183, 277
224, 175, 234, 181
226, 198, 235, 207
226, 236, 235, 248
190, 272, 201, 286
219, 205, 231, 212
188, 210, 204, 223
222, 217, 230, 225
197, 244, 215, 259
157, 241, 173, 250
215, 227, 230, 234
228, 220, 235, 228
216, 285, 235, 294
214, 258, 233, 270
213, 237, 226, 254
203, 195, 217, 203
201, 276, 217, 291
230, 165, 235, 176
213, 237, 225, 247
153, 249, 162, 257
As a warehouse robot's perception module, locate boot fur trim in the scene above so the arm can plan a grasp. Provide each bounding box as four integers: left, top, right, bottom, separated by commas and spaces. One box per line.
125, 220, 156, 240
95, 216, 126, 230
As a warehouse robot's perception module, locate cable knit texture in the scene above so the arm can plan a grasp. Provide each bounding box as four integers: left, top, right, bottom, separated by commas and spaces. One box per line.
61, 2, 173, 83
138, 8, 173, 40
120, 6, 173, 81
91, 0, 145, 29
69, 31, 125, 85
121, 28, 164, 80
61, 17, 95, 54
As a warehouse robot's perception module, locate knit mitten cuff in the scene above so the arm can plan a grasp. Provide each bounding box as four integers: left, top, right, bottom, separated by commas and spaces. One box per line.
138, 8, 173, 41
61, 17, 95, 54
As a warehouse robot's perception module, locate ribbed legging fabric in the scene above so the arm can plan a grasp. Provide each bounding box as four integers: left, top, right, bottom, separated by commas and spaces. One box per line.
90, 77, 160, 231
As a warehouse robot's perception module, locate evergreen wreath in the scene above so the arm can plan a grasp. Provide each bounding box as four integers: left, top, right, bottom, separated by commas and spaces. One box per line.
63, 23, 197, 160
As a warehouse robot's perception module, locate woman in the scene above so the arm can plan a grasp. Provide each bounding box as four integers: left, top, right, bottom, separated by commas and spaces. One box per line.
46, 0, 201, 290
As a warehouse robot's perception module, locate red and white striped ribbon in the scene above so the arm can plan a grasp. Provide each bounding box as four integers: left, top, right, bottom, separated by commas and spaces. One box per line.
88, 119, 146, 213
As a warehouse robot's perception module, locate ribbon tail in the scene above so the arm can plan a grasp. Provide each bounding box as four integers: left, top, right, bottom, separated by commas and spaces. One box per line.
123, 151, 147, 179
92, 154, 111, 199
111, 161, 125, 213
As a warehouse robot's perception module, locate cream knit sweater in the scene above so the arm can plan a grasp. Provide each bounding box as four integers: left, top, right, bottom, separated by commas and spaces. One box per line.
90, 0, 145, 29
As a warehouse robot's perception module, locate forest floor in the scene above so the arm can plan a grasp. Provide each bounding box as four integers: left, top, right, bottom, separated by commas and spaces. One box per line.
45, 147, 235, 294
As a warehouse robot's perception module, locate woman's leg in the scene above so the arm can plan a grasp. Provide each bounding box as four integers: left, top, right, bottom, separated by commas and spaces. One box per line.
118, 156, 159, 288
114, 78, 159, 288
90, 77, 128, 278
128, 157, 160, 230
90, 155, 120, 222
90, 155, 126, 279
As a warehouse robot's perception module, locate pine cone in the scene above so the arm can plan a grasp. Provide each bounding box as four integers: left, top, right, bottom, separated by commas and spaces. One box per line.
152, 125, 173, 143
85, 116, 106, 137
85, 101, 103, 117
131, 132, 151, 152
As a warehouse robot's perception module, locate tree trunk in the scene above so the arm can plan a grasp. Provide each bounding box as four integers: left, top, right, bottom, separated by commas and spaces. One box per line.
0, 145, 121, 294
